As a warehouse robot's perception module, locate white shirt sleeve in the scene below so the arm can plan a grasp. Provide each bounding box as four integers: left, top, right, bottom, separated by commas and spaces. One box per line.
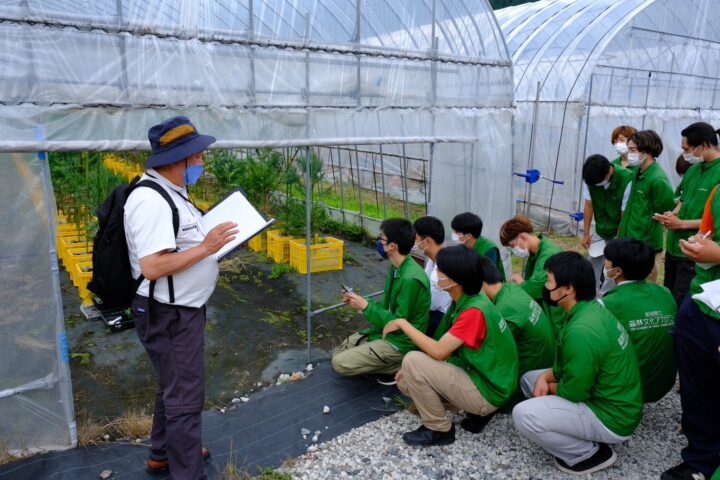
621, 182, 632, 211
124, 188, 177, 260
582, 182, 591, 201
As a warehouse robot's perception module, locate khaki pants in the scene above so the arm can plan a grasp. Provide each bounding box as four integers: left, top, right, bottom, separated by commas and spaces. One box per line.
331, 332, 405, 376
397, 351, 497, 431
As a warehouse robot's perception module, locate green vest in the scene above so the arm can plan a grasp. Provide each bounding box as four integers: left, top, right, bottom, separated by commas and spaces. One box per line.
587, 166, 633, 240
522, 234, 565, 336
361, 256, 431, 352
493, 283, 555, 375
600, 281, 677, 403
554, 300, 643, 436
666, 158, 720, 257
473, 236, 506, 281
435, 293, 519, 407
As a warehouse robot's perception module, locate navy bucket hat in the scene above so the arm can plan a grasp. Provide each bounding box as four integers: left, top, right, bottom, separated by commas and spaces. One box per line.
145, 116, 216, 168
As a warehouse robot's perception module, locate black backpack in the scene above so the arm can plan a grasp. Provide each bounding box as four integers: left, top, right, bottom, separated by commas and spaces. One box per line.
88, 175, 179, 312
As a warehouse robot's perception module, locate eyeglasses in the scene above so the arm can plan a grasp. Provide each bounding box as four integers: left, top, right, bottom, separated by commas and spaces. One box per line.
377, 235, 388, 245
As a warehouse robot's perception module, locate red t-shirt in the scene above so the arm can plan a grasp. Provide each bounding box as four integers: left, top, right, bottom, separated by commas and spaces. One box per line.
448, 307, 486, 349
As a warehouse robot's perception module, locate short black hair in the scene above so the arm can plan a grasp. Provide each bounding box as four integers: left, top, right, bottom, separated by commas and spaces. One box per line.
681, 122, 719, 148
629, 130, 663, 158
436, 246, 484, 295
413, 216, 445, 245
676, 154, 692, 177
478, 256, 503, 285
544, 251, 596, 301
582, 154, 611, 186
603, 238, 655, 281
450, 212, 483, 238
380, 218, 415, 255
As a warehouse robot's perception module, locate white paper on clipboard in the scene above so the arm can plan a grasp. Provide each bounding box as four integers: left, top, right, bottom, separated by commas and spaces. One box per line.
198, 190, 276, 261
588, 239, 606, 258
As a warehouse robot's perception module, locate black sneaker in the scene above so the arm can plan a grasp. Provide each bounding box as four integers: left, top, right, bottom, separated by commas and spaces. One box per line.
402, 424, 455, 446
554, 443, 616, 475
461, 412, 496, 434
661, 462, 707, 480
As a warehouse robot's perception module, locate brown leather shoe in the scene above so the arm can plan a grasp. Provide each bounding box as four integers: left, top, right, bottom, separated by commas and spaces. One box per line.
146, 447, 210, 474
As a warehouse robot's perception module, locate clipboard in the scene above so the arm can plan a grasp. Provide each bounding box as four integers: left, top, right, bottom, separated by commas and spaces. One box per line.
199, 189, 277, 261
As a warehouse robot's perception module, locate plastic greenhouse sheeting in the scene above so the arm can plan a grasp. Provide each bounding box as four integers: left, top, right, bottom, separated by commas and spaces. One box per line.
0, 0, 514, 456
497, 0, 720, 233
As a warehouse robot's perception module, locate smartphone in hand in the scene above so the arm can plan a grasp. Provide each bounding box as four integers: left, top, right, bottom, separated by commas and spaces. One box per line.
341, 284, 354, 294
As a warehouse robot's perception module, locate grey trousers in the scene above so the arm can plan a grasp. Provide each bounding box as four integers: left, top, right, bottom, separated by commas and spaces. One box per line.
512, 369, 628, 466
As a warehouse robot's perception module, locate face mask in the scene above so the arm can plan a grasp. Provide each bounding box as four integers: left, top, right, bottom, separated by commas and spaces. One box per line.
451, 232, 462, 243
542, 285, 567, 307
183, 164, 204, 186
432, 270, 456, 291
414, 238, 427, 254
627, 153, 642, 166
603, 266, 618, 280
595, 179, 610, 190
510, 238, 530, 258
615, 142, 629, 155
376, 239, 389, 259
683, 148, 704, 165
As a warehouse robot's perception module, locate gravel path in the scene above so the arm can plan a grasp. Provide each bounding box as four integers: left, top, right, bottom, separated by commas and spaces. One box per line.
283, 385, 684, 479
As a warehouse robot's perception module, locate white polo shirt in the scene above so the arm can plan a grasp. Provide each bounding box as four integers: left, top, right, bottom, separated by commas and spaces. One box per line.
424, 258, 452, 313
123, 169, 219, 308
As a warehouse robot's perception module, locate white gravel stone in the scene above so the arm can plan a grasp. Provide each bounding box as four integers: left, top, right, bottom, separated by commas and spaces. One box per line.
323, 405, 331, 414
282, 384, 686, 480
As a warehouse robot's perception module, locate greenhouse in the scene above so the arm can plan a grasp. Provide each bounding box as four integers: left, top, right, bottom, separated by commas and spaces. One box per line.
0, 0, 514, 459
496, 0, 720, 232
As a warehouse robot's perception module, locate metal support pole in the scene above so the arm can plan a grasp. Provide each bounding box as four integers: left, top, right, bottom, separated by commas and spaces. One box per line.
371, 152, 379, 211
641, 71, 652, 129
338, 147, 346, 223
379, 144, 388, 219
354, 145, 365, 230
577, 74, 595, 237
401, 144, 410, 220
524, 81, 542, 217
248, 0, 256, 104
304, 145, 312, 364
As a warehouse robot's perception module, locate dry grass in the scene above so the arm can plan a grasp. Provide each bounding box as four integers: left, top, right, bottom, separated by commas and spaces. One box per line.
76, 409, 152, 446
0, 440, 13, 465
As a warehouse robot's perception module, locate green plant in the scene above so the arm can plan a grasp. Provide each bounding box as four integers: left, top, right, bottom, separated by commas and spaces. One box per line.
70, 352, 91, 366
269, 263, 295, 280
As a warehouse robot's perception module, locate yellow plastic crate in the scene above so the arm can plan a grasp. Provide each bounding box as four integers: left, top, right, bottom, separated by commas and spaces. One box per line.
195, 200, 212, 211
267, 230, 294, 263
289, 237, 344, 274
66, 248, 93, 285
248, 231, 267, 253
57, 236, 86, 264
75, 262, 94, 304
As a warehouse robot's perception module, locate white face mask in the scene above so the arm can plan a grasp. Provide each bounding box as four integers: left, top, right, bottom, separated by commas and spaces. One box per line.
627, 153, 642, 166
510, 238, 530, 258
615, 142, 629, 155
431, 267, 456, 291
603, 266, 618, 279
683, 148, 704, 165
595, 179, 610, 190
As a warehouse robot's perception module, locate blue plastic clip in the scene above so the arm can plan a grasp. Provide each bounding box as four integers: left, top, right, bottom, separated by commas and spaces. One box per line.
514, 169, 564, 185
569, 212, 584, 222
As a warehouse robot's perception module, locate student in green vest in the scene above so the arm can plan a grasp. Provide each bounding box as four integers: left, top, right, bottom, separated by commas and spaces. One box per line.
499, 214, 564, 336
450, 212, 506, 281
609, 125, 637, 170
600, 238, 676, 403
654, 123, 720, 305
618, 130, 675, 282
513, 252, 643, 476
413, 216, 452, 338
382, 246, 519, 445
580, 154, 633, 292
333, 219, 431, 377
662, 186, 720, 480
479, 257, 555, 406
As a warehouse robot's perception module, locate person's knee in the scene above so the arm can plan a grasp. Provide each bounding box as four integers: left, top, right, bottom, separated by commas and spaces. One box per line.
512, 399, 543, 436
331, 350, 355, 376
400, 351, 426, 378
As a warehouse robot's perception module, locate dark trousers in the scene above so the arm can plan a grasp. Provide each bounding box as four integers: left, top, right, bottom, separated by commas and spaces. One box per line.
664, 254, 696, 306
426, 310, 445, 338
674, 295, 720, 476
132, 295, 207, 480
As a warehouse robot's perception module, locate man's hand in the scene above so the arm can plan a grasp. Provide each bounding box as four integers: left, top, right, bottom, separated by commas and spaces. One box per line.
581, 234, 591, 249
509, 273, 524, 284
654, 212, 685, 229
533, 374, 550, 397
383, 319, 406, 338
201, 221, 239, 255
343, 291, 369, 311
680, 236, 720, 263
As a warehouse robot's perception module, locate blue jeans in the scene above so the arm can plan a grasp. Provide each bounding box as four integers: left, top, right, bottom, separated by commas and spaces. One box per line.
674, 295, 720, 476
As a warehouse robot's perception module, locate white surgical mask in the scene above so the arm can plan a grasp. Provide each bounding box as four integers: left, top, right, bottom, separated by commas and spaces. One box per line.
595, 179, 610, 190
603, 266, 618, 279
615, 142, 629, 155
431, 267, 456, 291
510, 238, 530, 258
627, 153, 642, 166
683, 147, 704, 165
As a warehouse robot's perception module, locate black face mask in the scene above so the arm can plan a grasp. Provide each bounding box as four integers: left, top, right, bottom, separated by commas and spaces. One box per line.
542, 286, 567, 307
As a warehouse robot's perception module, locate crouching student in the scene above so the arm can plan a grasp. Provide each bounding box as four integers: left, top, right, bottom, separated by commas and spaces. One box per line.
413, 216, 452, 338
382, 246, 519, 446
451, 212, 506, 281
499, 215, 564, 336
513, 252, 642, 475
333, 219, 430, 377
600, 238, 677, 403
478, 257, 555, 406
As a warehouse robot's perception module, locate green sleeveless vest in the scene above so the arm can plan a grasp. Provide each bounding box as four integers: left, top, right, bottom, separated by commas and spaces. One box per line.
435, 293, 519, 407
474, 236, 506, 281
587, 166, 633, 240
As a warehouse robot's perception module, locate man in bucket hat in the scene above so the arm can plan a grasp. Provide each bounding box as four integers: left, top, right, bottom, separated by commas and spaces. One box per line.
124, 116, 238, 480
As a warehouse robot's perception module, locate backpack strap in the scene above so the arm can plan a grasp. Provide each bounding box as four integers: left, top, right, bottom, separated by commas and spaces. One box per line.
135, 179, 180, 304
